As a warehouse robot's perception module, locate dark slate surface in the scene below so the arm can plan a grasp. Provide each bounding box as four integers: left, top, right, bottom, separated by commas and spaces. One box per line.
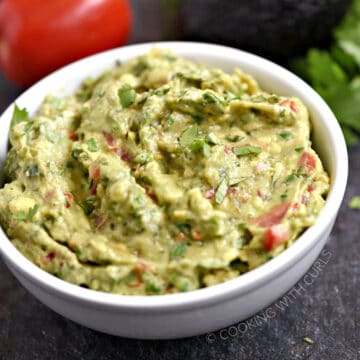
0, 26, 359, 360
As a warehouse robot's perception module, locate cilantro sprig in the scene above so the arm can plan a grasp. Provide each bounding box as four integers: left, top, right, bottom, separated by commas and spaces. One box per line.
290, 0, 360, 145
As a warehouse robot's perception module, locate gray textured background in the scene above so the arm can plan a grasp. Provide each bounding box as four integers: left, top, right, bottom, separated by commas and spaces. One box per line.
0, 2, 359, 358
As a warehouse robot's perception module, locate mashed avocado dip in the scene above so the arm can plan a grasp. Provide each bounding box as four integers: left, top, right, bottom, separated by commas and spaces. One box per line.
0, 49, 329, 295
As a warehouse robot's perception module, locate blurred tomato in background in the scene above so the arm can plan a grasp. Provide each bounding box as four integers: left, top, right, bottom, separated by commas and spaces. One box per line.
0, 0, 132, 87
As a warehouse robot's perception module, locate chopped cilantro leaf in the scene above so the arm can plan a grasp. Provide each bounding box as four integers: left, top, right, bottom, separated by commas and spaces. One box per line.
118, 84, 136, 108
203, 143, 211, 158
226, 134, 244, 142
205, 133, 221, 145
279, 131, 293, 140
80, 199, 95, 215
348, 195, 360, 209
12, 204, 38, 221
170, 243, 187, 260
303, 337, 314, 345
284, 174, 298, 184
188, 139, 204, 152
87, 138, 98, 152
10, 104, 29, 127
179, 125, 198, 147
229, 177, 247, 186
215, 179, 228, 204
233, 146, 262, 156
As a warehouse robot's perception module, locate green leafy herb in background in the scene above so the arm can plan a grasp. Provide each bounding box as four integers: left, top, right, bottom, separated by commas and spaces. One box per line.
290, 0, 360, 145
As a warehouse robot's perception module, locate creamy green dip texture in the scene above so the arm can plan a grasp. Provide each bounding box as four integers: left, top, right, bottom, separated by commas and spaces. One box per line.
0, 49, 329, 295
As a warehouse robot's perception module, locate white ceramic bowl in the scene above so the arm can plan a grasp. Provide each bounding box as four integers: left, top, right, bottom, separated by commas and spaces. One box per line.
0, 42, 348, 339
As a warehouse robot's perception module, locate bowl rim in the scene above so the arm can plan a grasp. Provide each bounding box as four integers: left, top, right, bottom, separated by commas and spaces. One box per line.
0, 41, 348, 311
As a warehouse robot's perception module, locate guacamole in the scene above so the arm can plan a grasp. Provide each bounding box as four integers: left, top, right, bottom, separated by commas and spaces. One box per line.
0, 49, 330, 295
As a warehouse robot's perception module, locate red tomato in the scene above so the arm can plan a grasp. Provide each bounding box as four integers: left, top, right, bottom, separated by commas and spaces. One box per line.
252, 201, 291, 227
298, 151, 316, 171
0, 0, 132, 87
264, 224, 289, 251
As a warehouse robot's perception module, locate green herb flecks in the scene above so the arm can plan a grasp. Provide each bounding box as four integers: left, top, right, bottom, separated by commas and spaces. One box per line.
170, 243, 187, 260
233, 146, 262, 156
205, 133, 221, 145
87, 138, 98, 152
10, 104, 29, 128
80, 198, 98, 215
225, 134, 245, 142
284, 174, 298, 184
179, 125, 198, 147
118, 84, 136, 108
295, 146, 304, 152
12, 204, 38, 221
229, 177, 248, 186
251, 94, 267, 103
202, 91, 225, 106
203, 143, 211, 158
279, 131, 293, 140
152, 87, 170, 96
348, 195, 360, 209
215, 179, 228, 204
303, 337, 314, 345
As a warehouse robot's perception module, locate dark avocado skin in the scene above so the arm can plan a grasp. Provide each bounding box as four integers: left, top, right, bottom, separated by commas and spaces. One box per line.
179, 0, 351, 62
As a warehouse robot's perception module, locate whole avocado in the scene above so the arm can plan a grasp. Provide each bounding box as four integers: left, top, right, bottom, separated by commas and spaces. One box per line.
179, 0, 351, 62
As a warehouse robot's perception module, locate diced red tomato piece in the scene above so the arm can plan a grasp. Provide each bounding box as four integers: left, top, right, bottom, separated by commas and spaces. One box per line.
114, 148, 132, 162
240, 191, 250, 203
67, 130, 78, 141
205, 187, 216, 200
257, 189, 267, 201
264, 224, 289, 251
307, 184, 316, 193
89, 181, 98, 195
46, 251, 56, 261
63, 191, 74, 201
298, 151, 316, 171
102, 131, 115, 147
252, 202, 291, 227
177, 232, 185, 241
89, 165, 101, 181
279, 99, 298, 113
192, 230, 203, 240
142, 186, 158, 203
